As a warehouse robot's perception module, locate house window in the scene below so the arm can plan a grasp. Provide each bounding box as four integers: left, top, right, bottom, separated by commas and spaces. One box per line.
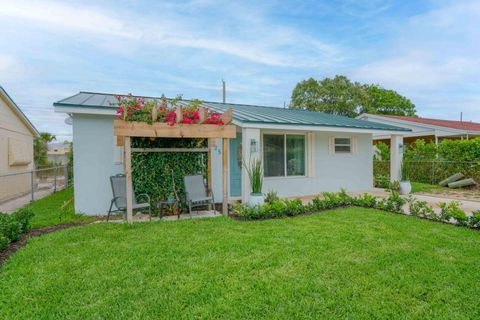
334, 137, 351, 153
263, 134, 305, 177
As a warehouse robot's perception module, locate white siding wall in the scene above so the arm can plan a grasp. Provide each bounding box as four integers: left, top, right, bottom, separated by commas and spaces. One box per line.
72, 114, 123, 215
262, 131, 373, 197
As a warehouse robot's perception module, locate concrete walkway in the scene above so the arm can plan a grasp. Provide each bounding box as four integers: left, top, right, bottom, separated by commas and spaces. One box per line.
0, 185, 65, 213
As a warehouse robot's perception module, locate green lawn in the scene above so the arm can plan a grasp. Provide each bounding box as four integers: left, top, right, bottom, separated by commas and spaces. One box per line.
411, 182, 443, 193
24, 187, 95, 229
1, 208, 479, 319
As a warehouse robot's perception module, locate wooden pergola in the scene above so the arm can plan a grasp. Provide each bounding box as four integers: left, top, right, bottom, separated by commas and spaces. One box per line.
114, 107, 236, 222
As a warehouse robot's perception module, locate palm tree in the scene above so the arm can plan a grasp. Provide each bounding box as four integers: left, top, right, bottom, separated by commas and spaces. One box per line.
34, 132, 56, 166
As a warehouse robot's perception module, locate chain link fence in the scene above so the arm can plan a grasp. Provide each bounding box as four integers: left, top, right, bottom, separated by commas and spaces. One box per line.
374, 160, 480, 187
0, 165, 69, 212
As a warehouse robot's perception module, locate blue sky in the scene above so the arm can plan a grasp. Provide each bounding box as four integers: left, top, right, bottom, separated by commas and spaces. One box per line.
1, 0, 479, 141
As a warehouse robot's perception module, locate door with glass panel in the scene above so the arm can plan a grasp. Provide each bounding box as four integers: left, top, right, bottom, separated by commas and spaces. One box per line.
229, 132, 242, 197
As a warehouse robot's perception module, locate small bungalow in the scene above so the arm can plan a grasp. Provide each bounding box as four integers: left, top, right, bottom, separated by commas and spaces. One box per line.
54, 92, 409, 216
0, 86, 39, 202
357, 113, 480, 145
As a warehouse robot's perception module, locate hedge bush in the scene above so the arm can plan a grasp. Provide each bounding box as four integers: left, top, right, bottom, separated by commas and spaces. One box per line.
131, 137, 208, 210
374, 138, 480, 185
0, 208, 34, 251
233, 190, 479, 229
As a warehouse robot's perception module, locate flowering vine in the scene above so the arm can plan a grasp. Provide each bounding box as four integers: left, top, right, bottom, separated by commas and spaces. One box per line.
113, 94, 225, 126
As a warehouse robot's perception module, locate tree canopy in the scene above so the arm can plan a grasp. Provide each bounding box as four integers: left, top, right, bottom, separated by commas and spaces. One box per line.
289, 75, 416, 117
34, 132, 56, 167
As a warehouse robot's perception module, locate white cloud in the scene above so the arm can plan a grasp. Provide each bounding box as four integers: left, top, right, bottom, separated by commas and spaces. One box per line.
0, 0, 342, 68
0, 0, 139, 39
352, 0, 480, 88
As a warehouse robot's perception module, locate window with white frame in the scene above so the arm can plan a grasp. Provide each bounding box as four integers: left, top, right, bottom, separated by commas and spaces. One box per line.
263, 134, 305, 177
334, 137, 352, 153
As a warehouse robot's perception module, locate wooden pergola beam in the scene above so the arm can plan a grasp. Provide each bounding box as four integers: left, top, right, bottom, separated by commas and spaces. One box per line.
114, 121, 236, 140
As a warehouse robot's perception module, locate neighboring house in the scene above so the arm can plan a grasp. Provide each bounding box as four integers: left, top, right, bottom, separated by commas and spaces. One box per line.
54, 92, 408, 215
47, 142, 70, 165
357, 114, 480, 145
0, 86, 39, 202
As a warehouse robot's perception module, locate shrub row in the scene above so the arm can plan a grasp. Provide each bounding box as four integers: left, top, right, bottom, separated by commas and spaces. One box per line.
233, 190, 405, 220
0, 208, 34, 251
232, 190, 480, 229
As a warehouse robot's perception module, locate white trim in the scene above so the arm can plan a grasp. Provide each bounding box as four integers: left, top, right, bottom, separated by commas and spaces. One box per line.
242, 122, 407, 134
55, 106, 117, 115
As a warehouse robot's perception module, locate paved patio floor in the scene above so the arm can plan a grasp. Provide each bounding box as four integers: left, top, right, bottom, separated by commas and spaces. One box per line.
99, 210, 222, 223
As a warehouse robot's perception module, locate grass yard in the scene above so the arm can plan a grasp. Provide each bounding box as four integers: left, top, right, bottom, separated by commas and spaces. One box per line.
1, 208, 480, 319
24, 187, 96, 229
411, 182, 443, 194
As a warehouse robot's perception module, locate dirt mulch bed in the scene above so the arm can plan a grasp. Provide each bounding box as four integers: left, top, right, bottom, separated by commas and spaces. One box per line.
0, 222, 90, 268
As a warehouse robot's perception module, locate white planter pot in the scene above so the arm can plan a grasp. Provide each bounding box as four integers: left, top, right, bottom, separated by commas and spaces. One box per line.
399, 181, 412, 195
248, 193, 264, 207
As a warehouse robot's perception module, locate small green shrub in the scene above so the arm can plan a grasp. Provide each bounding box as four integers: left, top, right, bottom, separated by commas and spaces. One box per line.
377, 192, 405, 213
283, 199, 305, 216
439, 201, 468, 226
311, 196, 326, 211
321, 192, 343, 209
337, 189, 353, 206
352, 193, 377, 208
0, 214, 21, 243
13, 208, 34, 233
0, 234, 10, 251
468, 210, 480, 229
407, 197, 435, 218
265, 190, 279, 205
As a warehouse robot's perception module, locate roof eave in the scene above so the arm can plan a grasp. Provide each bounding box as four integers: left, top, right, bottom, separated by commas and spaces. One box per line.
0, 86, 39, 136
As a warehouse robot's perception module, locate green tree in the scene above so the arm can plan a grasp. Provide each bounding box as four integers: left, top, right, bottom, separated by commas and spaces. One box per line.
362, 84, 416, 116
34, 132, 56, 167
290, 75, 416, 117
290, 75, 364, 117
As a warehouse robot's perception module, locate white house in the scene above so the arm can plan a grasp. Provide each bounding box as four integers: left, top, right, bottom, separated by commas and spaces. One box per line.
54, 92, 409, 215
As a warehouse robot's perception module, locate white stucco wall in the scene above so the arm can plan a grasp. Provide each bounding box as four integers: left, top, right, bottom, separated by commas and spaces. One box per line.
72, 114, 123, 215
256, 130, 373, 198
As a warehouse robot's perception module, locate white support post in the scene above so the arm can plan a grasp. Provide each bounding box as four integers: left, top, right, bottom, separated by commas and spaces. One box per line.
241, 128, 261, 204
390, 134, 403, 183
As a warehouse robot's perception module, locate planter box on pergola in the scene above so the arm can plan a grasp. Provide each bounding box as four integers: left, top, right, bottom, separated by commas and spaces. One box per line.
114, 108, 236, 222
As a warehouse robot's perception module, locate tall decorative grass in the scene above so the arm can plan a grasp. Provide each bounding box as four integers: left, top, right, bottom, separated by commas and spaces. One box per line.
244, 158, 263, 194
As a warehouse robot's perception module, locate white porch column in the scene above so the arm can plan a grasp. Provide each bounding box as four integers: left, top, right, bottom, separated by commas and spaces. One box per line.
241, 127, 261, 203
390, 134, 404, 182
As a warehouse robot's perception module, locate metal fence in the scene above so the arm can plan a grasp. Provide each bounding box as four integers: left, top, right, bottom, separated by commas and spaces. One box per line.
374, 160, 480, 185
0, 165, 69, 212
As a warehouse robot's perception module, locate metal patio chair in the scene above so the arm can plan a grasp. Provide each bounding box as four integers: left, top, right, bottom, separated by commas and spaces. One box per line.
184, 174, 215, 219
107, 174, 151, 221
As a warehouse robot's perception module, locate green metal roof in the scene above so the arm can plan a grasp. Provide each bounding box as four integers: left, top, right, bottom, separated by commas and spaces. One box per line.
54, 91, 410, 132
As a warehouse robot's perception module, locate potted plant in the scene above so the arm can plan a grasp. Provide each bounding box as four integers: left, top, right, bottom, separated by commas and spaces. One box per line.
399, 162, 411, 195
244, 158, 264, 206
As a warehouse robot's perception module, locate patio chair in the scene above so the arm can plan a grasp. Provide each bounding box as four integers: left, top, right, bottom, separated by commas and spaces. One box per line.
107, 174, 151, 221
184, 174, 215, 219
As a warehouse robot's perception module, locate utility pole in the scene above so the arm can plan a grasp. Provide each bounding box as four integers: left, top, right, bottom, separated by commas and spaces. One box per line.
222, 79, 226, 103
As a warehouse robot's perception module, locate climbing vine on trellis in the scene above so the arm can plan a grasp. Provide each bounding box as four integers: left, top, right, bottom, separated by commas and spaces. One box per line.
131, 137, 208, 212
